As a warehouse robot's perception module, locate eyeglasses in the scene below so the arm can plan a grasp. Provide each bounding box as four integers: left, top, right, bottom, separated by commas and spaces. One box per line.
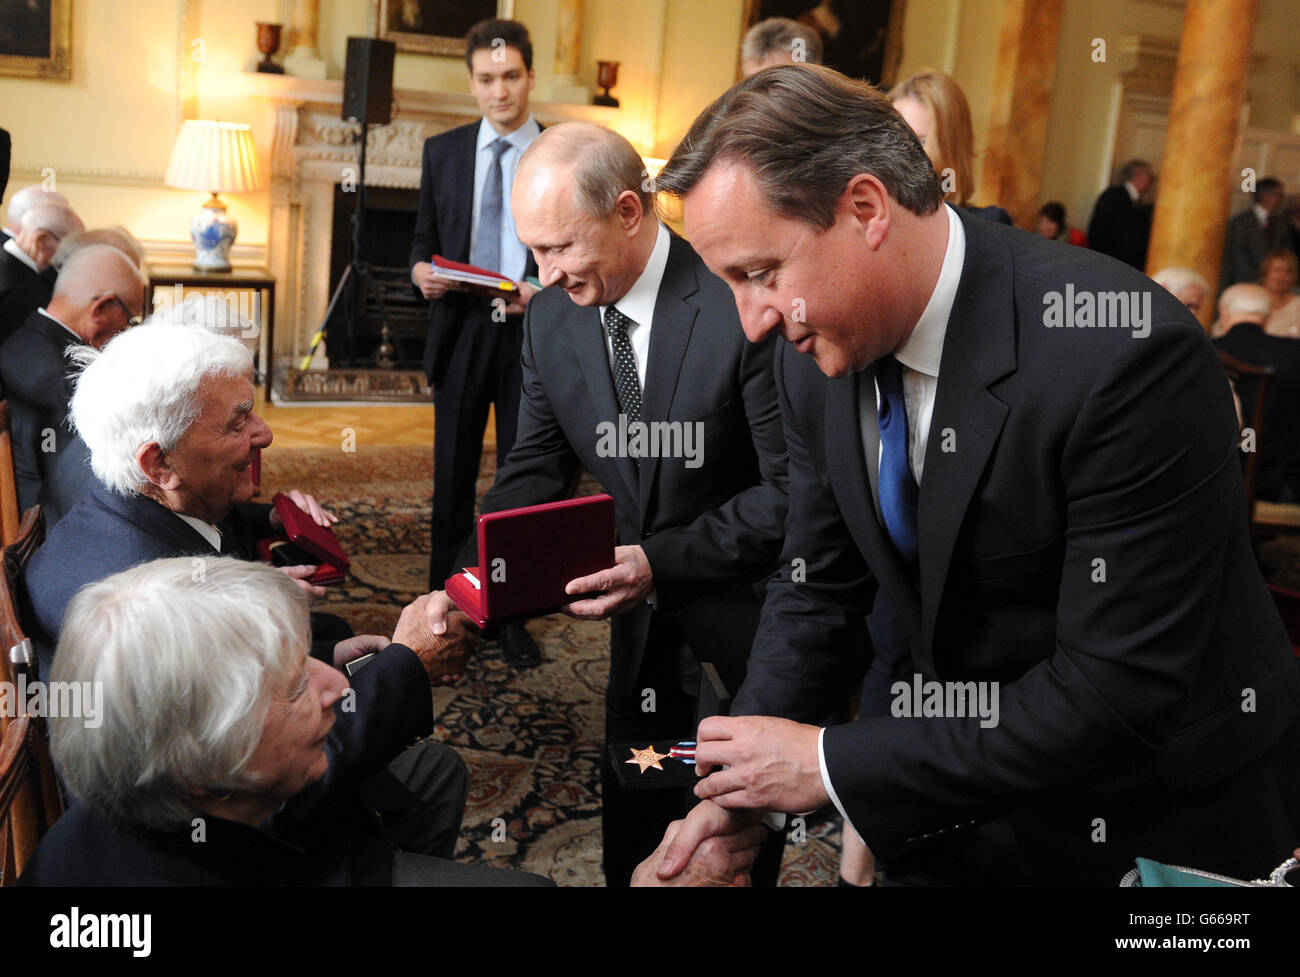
104, 293, 144, 327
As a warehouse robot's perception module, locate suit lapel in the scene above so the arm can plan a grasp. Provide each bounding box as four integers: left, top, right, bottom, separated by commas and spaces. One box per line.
571, 305, 640, 502
449, 126, 477, 261
637, 236, 698, 525
915, 211, 1016, 663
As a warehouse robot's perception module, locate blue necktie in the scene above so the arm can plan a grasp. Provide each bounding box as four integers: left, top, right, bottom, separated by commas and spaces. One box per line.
471, 137, 511, 273
876, 355, 919, 567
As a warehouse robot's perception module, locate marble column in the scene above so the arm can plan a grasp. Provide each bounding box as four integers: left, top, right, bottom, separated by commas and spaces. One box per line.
975, 0, 1064, 229
284, 0, 327, 80
552, 0, 588, 104
1146, 0, 1259, 325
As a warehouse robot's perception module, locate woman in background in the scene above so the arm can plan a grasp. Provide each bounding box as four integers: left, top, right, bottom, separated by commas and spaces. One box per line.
890, 69, 1012, 226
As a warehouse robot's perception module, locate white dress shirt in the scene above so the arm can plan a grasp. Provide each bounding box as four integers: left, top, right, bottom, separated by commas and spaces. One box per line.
174, 512, 222, 552
598, 222, 671, 390
468, 115, 541, 282
3, 236, 39, 273
820, 203, 967, 840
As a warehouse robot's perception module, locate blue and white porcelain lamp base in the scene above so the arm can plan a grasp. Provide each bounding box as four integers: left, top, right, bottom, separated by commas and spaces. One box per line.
190, 192, 238, 271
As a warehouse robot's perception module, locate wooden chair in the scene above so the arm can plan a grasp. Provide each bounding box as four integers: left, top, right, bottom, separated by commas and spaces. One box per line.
1215, 350, 1300, 536
0, 400, 19, 546
0, 507, 61, 884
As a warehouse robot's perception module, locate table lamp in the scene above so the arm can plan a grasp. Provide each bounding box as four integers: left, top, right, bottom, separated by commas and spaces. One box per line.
164, 120, 264, 271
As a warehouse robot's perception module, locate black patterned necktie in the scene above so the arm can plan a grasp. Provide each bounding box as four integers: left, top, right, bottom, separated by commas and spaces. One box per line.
604, 306, 642, 425
471, 137, 511, 273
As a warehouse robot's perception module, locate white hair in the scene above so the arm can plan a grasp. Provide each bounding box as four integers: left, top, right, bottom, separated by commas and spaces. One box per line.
1152, 266, 1209, 296
51, 557, 309, 831
68, 324, 254, 495
1219, 282, 1273, 321
6, 184, 70, 229
146, 293, 256, 339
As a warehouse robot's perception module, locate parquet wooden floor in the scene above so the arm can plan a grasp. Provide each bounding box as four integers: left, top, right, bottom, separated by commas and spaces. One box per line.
258, 394, 499, 451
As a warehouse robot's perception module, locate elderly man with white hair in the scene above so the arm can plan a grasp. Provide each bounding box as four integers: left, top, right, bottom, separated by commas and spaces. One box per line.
1214, 282, 1300, 503
24, 322, 483, 863
0, 198, 83, 342
1152, 266, 1211, 318
0, 244, 144, 511
19, 557, 549, 887
3, 183, 71, 239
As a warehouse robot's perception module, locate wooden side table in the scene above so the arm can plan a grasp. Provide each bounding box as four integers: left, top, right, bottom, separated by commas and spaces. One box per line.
146, 265, 276, 390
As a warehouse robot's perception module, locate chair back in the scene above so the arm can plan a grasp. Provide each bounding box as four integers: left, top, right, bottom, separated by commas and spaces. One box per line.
0, 507, 61, 884
1216, 349, 1274, 520
0, 400, 19, 545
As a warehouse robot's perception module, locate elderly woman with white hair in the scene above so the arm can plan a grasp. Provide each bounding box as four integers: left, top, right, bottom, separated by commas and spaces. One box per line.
18, 557, 549, 886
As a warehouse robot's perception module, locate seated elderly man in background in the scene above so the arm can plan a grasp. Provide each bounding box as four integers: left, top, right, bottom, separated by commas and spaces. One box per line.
1152, 266, 1211, 319
1, 184, 70, 243
0, 244, 144, 512
22, 322, 473, 860
50, 224, 146, 270
1214, 282, 1300, 503
18, 557, 551, 886
0, 199, 83, 342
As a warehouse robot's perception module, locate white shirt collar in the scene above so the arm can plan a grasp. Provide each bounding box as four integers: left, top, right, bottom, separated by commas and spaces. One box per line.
477, 114, 540, 153
174, 512, 222, 552
1254, 203, 1271, 226
3, 236, 40, 274
893, 204, 964, 378
1124, 181, 1142, 204
600, 223, 671, 328
37, 307, 82, 343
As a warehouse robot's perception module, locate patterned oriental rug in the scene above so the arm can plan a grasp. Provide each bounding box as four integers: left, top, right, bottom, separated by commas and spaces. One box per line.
259, 445, 842, 886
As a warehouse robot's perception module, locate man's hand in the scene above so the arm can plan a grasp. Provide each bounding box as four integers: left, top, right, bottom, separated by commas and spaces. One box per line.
693, 715, 829, 813
412, 261, 465, 301
393, 591, 479, 685
332, 633, 389, 670
277, 564, 326, 599
501, 279, 539, 317
268, 489, 337, 530
562, 545, 654, 620
634, 801, 765, 886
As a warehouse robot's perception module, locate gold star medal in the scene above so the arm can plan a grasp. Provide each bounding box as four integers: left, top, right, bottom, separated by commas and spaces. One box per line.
626, 744, 672, 773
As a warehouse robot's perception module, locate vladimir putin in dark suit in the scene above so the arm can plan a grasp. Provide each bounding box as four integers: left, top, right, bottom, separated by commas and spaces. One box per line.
651, 65, 1300, 887
429, 122, 788, 885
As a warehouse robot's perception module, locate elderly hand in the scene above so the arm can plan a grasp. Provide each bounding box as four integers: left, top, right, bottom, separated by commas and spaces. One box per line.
332, 633, 390, 670
633, 801, 766, 886
692, 716, 828, 813
562, 545, 654, 620
393, 592, 478, 685
277, 564, 326, 599
269, 489, 337, 530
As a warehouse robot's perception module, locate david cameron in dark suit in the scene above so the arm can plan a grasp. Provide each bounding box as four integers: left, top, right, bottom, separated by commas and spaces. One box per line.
652, 66, 1300, 887
430, 122, 788, 885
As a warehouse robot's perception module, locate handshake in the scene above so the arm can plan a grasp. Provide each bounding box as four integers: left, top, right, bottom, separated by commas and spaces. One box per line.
331, 590, 479, 686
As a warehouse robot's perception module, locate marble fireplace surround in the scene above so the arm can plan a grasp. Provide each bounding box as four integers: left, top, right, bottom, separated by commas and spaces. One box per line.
251, 74, 616, 380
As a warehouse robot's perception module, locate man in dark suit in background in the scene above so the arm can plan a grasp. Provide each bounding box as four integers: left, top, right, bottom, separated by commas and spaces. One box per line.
1214, 282, 1300, 502
0, 198, 81, 342
651, 65, 1300, 886
1221, 177, 1289, 291
430, 122, 789, 885
0, 245, 143, 512
1087, 158, 1154, 270
408, 19, 543, 666
0, 128, 10, 204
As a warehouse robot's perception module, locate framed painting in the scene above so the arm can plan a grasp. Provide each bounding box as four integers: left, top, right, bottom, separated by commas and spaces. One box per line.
376, 0, 515, 58
0, 0, 71, 80
740, 0, 906, 88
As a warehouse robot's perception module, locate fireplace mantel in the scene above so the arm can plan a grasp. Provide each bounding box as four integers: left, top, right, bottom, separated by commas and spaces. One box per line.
251, 72, 617, 373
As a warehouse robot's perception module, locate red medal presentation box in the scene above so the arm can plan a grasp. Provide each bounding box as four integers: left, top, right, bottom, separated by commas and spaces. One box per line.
445, 495, 616, 629
256, 492, 350, 585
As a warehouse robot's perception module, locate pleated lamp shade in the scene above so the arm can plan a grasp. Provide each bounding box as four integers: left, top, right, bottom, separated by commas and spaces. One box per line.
164, 120, 264, 194
164, 121, 264, 271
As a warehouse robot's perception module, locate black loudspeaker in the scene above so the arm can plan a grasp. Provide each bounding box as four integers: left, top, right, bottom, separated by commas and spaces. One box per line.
342, 37, 395, 126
